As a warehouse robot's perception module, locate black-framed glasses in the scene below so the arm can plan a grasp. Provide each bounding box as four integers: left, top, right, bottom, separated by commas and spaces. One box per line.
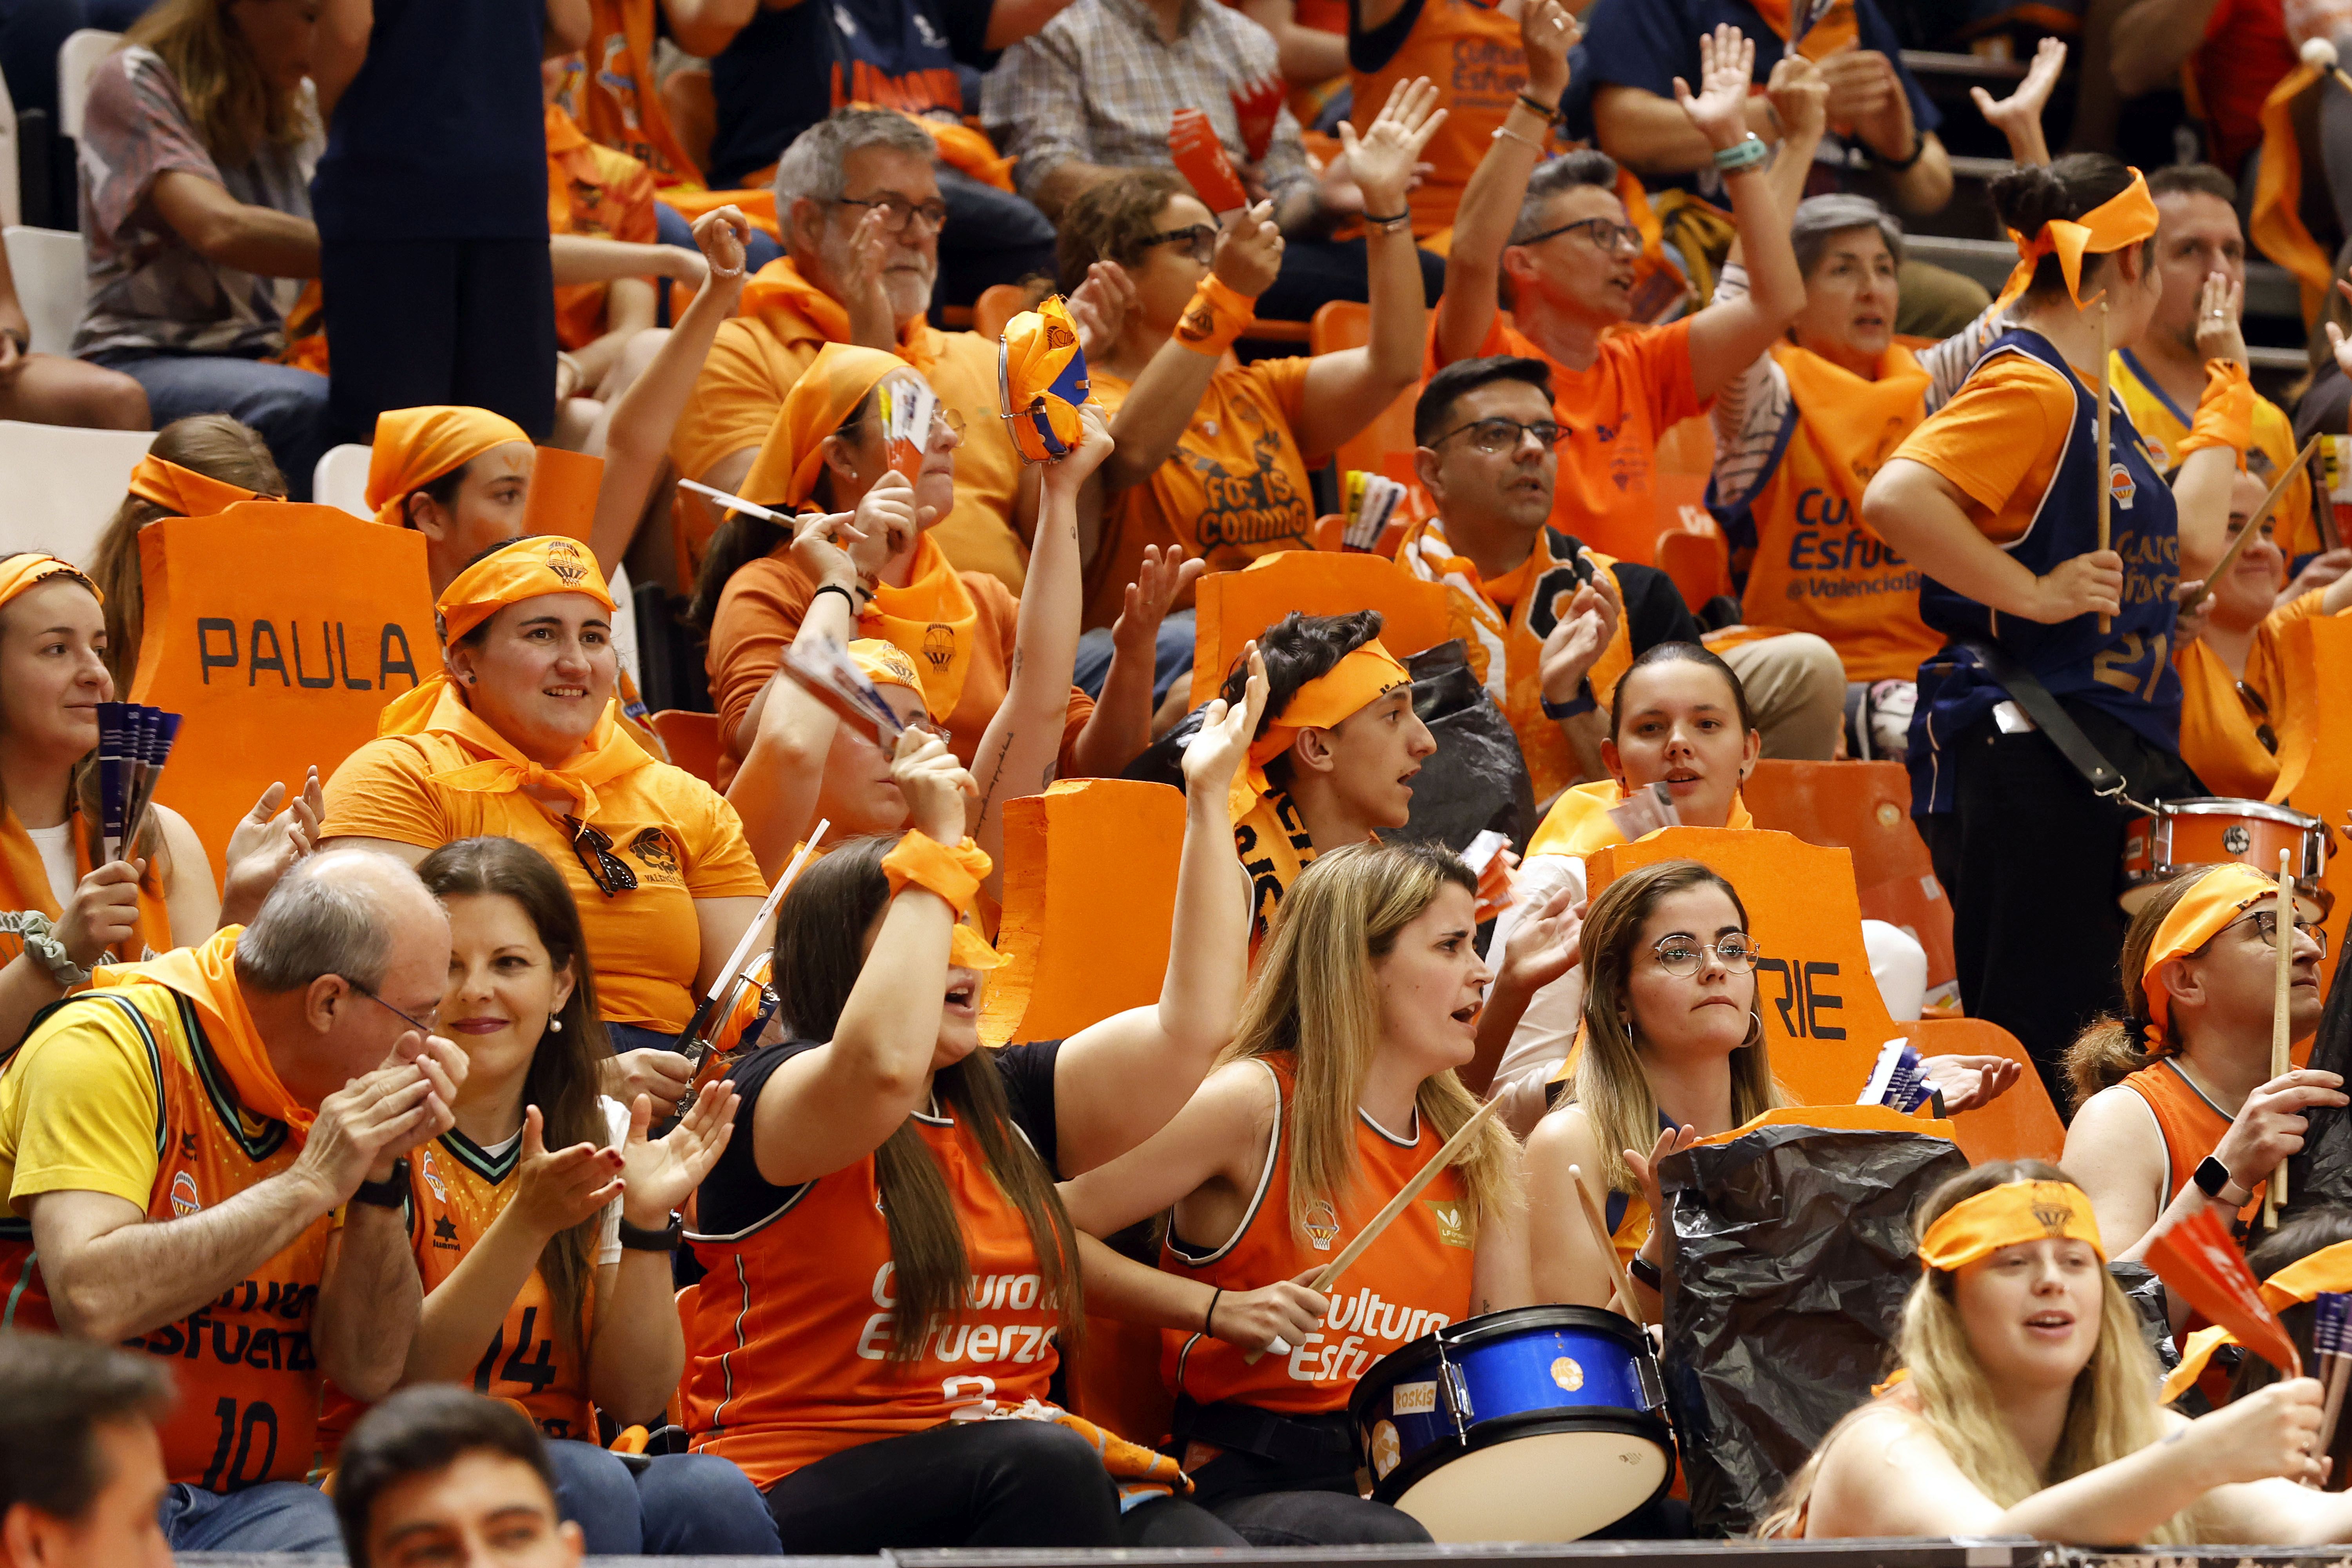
1653, 933, 1761, 976
1432, 416, 1569, 454
835, 194, 949, 235
344, 978, 441, 1035
565, 814, 638, 898
1148, 223, 1216, 265
1518, 215, 1643, 256
2236, 910, 2329, 958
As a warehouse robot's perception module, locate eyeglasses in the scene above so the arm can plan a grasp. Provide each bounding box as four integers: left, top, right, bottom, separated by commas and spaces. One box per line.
2234, 680, 2279, 755
2234, 910, 2329, 958
565, 814, 638, 898
842, 404, 966, 443
1651, 933, 1762, 976
1432, 416, 1570, 454
835, 194, 949, 235
1147, 223, 1216, 266
345, 978, 441, 1036
1517, 216, 1644, 257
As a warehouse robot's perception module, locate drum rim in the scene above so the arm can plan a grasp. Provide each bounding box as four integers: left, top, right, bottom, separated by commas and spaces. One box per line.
2149, 797, 2324, 829
1369, 1407, 1678, 1524
1346, 1304, 1653, 1424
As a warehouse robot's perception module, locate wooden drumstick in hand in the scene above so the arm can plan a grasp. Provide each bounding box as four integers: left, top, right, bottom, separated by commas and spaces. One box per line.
2268, 846, 2296, 1227
1569, 1163, 1649, 1330
2179, 434, 2325, 617
2096, 299, 2113, 635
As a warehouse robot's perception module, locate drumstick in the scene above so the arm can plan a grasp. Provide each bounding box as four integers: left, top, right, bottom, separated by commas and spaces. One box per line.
1568, 1163, 1650, 1332
2269, 845, 2296, 1226
2096, 300, 2113, 635
2180, 435, 2326, 617
676, 821, 829, 1074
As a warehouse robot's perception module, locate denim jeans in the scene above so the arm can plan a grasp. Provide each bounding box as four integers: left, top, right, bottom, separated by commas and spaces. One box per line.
158, 1480, 341, 1553
545, 1440, 781, 1555
90, 350, 330, 501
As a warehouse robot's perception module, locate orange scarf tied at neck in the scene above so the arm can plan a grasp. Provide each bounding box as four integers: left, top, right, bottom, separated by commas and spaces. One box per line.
1998, 168, 2160, 310
1525, 778, 1757, 860
1229, 640, 1411, 826
0, 553, 96, 611
740, 259, 938, 376
137, 926, 316, 1137
365, 406, 533, 529
411, 681, 652, 822
127, 456, 271, 518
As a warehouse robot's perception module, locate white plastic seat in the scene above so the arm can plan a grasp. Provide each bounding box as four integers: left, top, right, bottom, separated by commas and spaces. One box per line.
0, 419, 155, 565
312, 443, 372, 519
3, 226, 87, 355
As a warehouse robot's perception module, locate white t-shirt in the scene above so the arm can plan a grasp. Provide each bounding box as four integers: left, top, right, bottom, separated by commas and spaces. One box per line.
474, 1097, 631, 1266
25, 822, 76, 908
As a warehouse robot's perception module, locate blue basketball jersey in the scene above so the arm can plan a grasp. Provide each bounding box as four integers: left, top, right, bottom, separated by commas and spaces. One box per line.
1909, 327, 2183, 815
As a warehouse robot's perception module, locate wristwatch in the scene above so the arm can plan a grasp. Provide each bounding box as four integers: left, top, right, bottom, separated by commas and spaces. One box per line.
618, 1211, 685, 1251
1628, 1254, 1664, 1290
2194, 1154, 2251, 1208
352, 1158, 410, 1210
1541, 679, 1597, 721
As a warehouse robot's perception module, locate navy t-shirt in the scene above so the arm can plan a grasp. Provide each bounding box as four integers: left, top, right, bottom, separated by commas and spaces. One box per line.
312, 0, 550, 241
1568, 0, 1939, 198
706, 0, 993, 189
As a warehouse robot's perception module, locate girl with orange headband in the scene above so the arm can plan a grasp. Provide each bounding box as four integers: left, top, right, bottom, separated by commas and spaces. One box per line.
1766, 1162, 2352, 1543
2063, 863, 2343, 1265
318, 535, 769, 1120
0, 553, 318, 1051
1864, 154, 2246, 1099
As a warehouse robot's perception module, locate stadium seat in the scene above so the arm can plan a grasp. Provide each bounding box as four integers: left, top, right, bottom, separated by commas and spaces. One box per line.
1187, 549, 1454, 707
972, 282, 1029, 341
1915, 1016, 2065, 1165
4, 225, 85, 354
1655, 523, 1732, 612
312, 444, 372, 519
0, 67, 20, 228
0, 418, 152, 565
1308, 299, 1420, 501
648, 709, 723, 788
56, 29, 120, 141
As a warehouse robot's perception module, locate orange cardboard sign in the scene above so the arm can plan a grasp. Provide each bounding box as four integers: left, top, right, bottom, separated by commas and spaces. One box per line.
131, 503, 437, 880
522, 446, 606, 543
2263, 612, 2352, 1000
1189, 550, 1454, 708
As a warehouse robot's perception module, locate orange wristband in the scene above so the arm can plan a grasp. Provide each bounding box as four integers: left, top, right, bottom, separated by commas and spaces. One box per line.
1173, 274, 1256, 358
880, 832, 993, 914
2176, 359, 2255, 462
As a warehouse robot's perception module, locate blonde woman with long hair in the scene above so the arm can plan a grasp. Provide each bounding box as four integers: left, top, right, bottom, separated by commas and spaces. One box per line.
1525, 858, 1783, 1314
1060, 840, 1528, 1546
1765, 1160, 2352, 1543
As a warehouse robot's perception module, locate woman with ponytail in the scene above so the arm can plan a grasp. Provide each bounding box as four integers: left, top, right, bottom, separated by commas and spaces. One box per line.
2063, 864, 2342, 1263
1864, 154, 2242, 1101
1765, 1161, 2352, 1543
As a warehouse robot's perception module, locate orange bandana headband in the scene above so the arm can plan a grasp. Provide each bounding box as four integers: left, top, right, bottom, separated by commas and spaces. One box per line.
1228, 639, 1412, 824
0, 553, 98, 612
2001, 169, 2160, 309
127, 455, 270, 518
2143, 863, 2294, 1046
742, 343, 906, 512
849, 637, 924, 697
366, 406, 533, 529
436, 535, 615, 647
1919, 1180, 2106, 1272
998, 296, 1091, 463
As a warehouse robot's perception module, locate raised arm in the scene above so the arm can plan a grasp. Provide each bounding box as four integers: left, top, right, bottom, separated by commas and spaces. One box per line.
1292, 78, 1444, 457
1681, 27, 1808, 403
1067, 543, 1205, 777
2106, 0, 2223, 97
1048, 650, 1267, 1174
590, 1083, 736, 1422
746, 735, 975, 1188
1971, 36, 2065, 167
1436, 0, 1578, 364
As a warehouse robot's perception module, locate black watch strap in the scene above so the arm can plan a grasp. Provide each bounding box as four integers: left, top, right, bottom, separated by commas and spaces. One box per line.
352, 1158, 409, 1210
1628, 1254, 1663, 1290
618, 1211, 684, 1251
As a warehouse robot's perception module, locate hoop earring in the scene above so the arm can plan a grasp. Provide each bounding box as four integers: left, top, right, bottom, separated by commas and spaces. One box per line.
547, 1013, 563, 1033
1742, 1008, 1764, 1049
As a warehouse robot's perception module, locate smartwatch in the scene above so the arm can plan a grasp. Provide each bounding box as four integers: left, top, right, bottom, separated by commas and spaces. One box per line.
619, 1211, 685, 1251
2193, 1155, 2249, 1207
352, 1158, 410, 1210
1541, 679, 1597, 721
1628, 1254, 1664, 1291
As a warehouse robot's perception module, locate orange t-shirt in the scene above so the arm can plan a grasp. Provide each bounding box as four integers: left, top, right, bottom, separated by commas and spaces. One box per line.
548, 105, 660, 352
2174, 588, 2327, 800
1431, 314, 1703, 563
704, 549, 1094, 788
1160, 1055, 1476, 1415
1352, 0, 1548, 239
1087, 358, 1318, 630
320, 739, 766, 1032
670, 259, 1029, 591
1889, 354, 2085, 546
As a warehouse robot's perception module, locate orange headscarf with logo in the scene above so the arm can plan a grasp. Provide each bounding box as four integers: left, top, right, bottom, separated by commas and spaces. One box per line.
366, 407, 534, 530
1918, 1179, 2105, 1271
127, 456, 270, 519
1229, 639, 1412, 825
136, 926, 315, 1137
741, 343, 906, 511
1998, 168, 2160, 309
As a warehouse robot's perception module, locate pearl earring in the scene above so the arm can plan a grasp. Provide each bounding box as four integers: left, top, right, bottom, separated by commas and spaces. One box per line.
547, 1013, 563, 1033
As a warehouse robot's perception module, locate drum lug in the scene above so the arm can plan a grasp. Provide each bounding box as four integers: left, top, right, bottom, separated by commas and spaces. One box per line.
1437, 1353, 1474, 1436
1635, 1348, 1666, 1414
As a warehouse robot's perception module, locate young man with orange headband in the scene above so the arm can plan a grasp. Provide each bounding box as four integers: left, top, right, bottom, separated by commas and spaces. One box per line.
1866, 156, 2247, 1094
0, 851, 468, 1554
2064, 863, 2344, 1264
1218, 610, 1433, 943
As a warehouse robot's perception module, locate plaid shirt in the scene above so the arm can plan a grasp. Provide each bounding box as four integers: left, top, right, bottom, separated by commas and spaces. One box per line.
980, 0, 1312, 208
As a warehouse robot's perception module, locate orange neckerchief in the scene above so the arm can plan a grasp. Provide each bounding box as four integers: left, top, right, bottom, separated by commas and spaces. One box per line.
1998, 168, 2160, 309
862, 531, 980, 724
136, 926, 315, 1138
396, 681, 653, 823
1525, 777, 1756, 860
127, 456, 269, 518
739, 258, 940, 376
1773, 339, 1932, 468
2252, 65, 2335, 323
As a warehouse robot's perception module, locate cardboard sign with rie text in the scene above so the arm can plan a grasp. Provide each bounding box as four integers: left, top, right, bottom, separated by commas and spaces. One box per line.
132, 503, 437, 880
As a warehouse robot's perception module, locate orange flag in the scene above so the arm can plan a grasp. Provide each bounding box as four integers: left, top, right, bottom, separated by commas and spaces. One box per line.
2146, 1205, 2303, 1377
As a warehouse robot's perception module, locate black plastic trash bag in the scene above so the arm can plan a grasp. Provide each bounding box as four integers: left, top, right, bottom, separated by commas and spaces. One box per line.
2284, 958, 2352, 1215
1655, 1119, 1967, 1539
1122, 637, 1536, 853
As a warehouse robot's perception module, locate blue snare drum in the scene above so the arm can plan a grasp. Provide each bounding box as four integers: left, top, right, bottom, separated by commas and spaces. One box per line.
1348, 1305, 1673, 1541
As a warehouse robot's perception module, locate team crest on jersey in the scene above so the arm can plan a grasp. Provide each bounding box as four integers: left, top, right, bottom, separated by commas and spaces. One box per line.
1303, 1200, 1340, 1251
628, 828, 681, 884
2108, 463, 2136, 510
421, 1150, 446, 1203
169, 1170, 200, 1217
1426, 1199, 1472, 1249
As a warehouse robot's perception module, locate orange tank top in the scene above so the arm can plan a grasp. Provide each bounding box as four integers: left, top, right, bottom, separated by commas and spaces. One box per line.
1733, 343, 1944, 683
2120, 1058, 2262, 1227
1160, 1056, 1476, 1414
683, 1063, 1062, 1486
1352, 0, 1546, 238
0, 987, 332, 1489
